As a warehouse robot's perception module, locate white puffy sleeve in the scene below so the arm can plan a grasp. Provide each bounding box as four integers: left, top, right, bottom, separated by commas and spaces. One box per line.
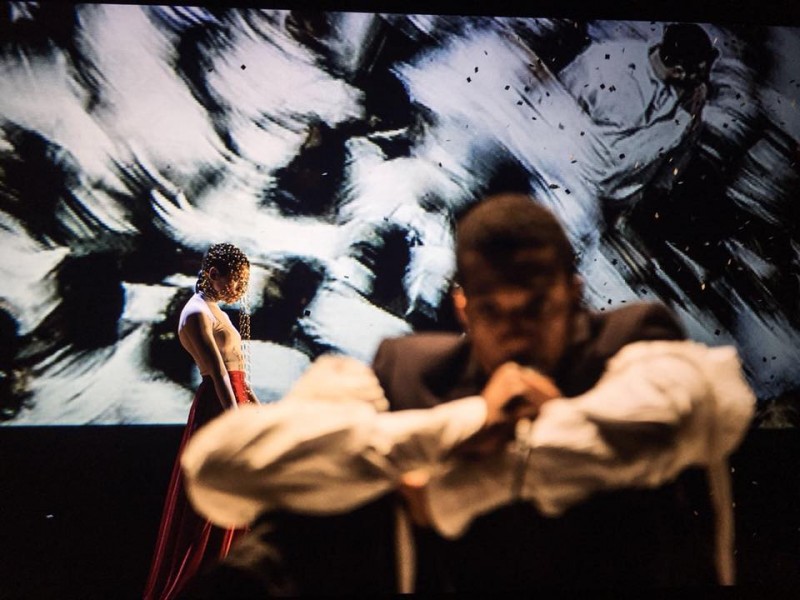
181, 355, 487, 528
427, 341, 755, 539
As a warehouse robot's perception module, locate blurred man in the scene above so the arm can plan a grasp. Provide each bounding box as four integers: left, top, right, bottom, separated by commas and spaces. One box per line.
372, 192, 739, 590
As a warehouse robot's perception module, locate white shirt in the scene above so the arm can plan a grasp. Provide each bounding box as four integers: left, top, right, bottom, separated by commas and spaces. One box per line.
181, 343, 754, 583
181, 355, 487, 526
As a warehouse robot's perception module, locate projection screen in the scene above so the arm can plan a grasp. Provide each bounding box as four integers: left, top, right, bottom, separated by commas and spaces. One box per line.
1, 2, 798, 424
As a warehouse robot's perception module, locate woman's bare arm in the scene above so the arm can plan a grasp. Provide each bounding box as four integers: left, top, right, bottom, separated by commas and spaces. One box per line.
181, 311, 239, 410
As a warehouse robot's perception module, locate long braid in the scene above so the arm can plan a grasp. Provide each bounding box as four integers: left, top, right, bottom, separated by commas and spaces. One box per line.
238, 292, 252, 393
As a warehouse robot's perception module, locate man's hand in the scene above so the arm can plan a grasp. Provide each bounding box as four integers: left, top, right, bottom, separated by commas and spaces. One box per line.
456, 362, 562, 456
482, 361, 562, 427
682, 82, 709, 130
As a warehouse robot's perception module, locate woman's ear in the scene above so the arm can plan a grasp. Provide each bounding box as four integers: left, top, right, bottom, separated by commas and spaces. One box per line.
207, 266, 220, 282
452, 286, 469, 330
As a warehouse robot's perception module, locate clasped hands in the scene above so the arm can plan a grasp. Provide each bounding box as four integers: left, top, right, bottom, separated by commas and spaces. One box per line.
399, 361, 562, 526
481, 361, 562, 429
454, 361, 562, 456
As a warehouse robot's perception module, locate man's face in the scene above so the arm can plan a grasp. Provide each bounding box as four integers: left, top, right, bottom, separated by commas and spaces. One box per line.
454, 258, 581, 377
665, 59, 713, 90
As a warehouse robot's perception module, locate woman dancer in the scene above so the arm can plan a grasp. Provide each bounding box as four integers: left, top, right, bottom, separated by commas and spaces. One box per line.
144, 243, 258, 600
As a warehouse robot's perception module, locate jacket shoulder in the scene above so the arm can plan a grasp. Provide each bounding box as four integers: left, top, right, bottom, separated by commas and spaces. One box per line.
587, 302, 685, 361
601, 302, 685, 343
557, 302, 685, 396
374, 332, 463, 358
372, 332, 469, 410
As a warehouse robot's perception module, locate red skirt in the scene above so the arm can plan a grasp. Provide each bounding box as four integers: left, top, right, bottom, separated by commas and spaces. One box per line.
143, 371, 251, 600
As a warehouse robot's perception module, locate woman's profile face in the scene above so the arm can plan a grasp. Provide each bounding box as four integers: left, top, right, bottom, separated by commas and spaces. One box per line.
209, 265, 250, 303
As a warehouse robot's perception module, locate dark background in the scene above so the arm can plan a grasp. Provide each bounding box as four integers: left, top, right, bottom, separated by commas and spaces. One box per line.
2, 0, 800, 597
0, 426, 798, 597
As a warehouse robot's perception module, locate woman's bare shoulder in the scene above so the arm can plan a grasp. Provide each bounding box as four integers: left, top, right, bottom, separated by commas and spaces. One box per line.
179, 294, 215, 330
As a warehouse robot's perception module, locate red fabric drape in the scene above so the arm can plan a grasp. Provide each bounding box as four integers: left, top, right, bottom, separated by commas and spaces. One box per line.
143, 371, 250, 600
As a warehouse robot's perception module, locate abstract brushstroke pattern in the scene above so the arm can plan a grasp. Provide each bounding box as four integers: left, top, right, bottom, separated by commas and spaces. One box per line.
0, 3, 798, 424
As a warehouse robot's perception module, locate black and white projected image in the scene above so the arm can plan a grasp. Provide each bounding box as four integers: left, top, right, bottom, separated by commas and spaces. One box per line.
0, 3, 798, 424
